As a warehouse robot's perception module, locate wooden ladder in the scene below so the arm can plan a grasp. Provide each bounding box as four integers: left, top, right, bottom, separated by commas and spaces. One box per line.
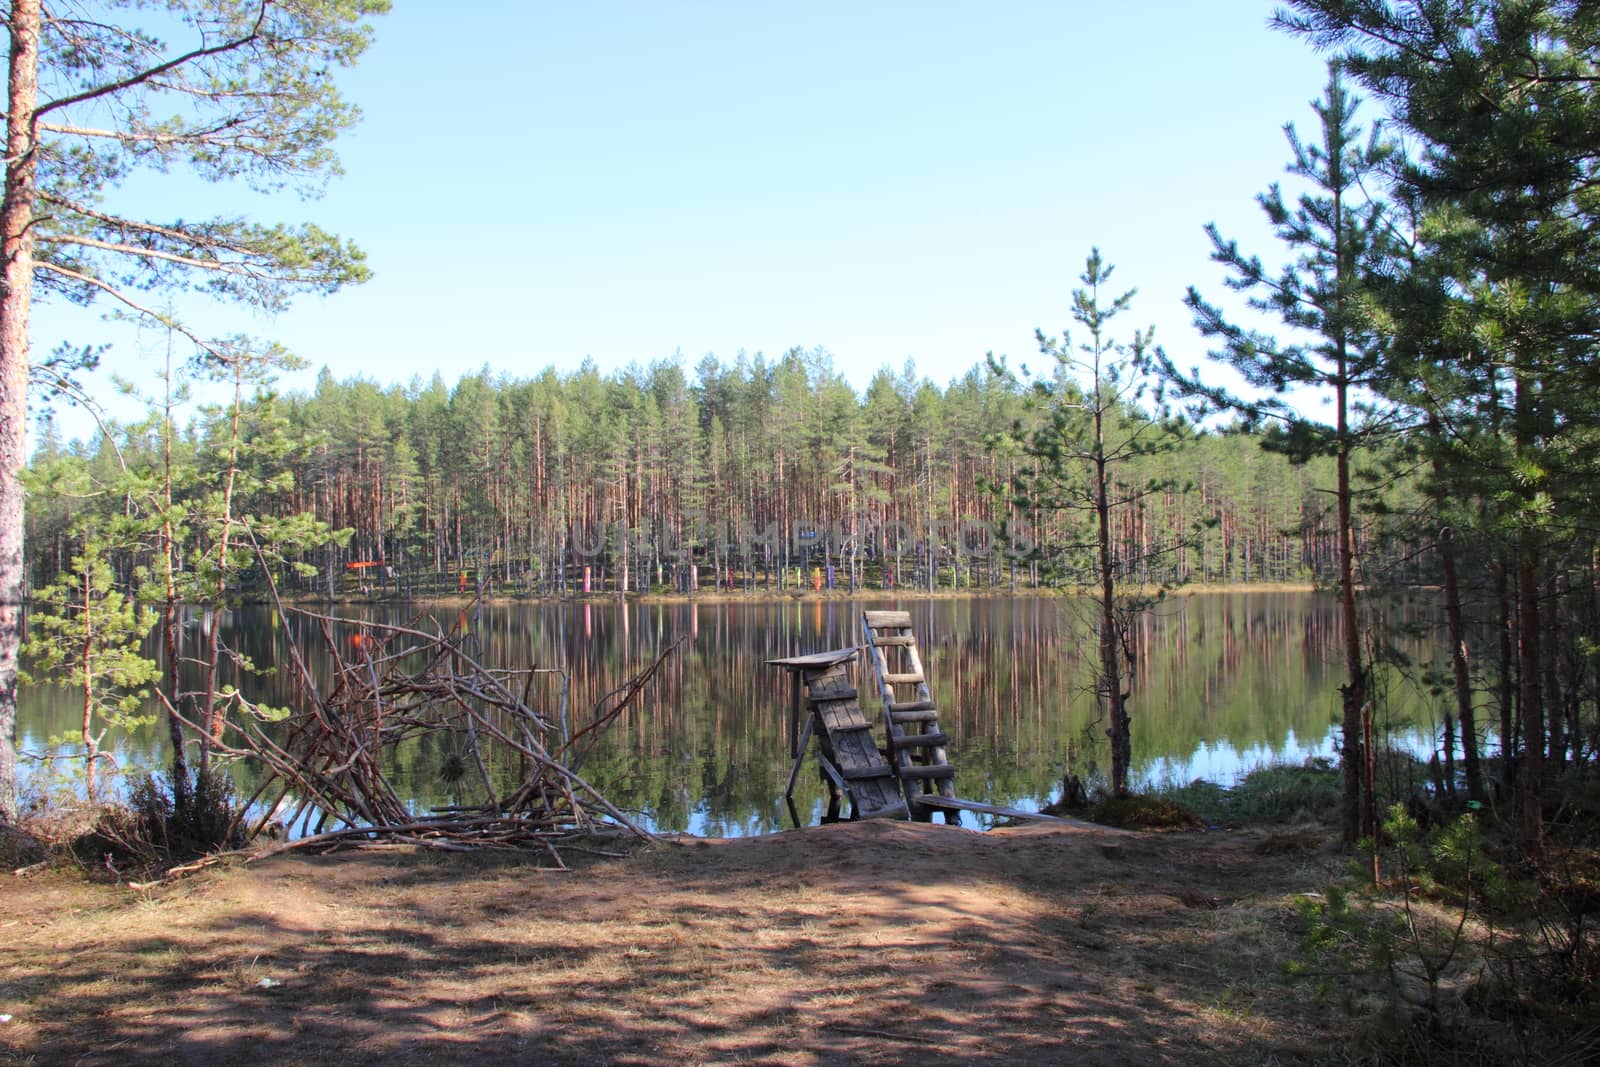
861, 610, 959, 822
768, 648, 909, 826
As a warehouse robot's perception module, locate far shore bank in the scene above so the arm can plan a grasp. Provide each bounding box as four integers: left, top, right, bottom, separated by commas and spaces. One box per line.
279, 581, 1333, 610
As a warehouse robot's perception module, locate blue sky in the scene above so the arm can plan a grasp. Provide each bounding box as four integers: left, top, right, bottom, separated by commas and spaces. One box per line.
35, 1, 1342, 442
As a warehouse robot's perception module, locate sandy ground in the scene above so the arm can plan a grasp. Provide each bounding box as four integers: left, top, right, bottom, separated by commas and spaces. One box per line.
1, 819, 1348, 1066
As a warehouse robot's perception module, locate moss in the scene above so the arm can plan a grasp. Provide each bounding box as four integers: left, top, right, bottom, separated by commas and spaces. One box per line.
1090, 794, 1206, 830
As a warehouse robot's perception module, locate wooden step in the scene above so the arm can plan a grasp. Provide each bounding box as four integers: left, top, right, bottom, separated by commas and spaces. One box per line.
818, 704, 872, 733
806, 687, 858, 704
891, 709, 939, 723
857, 800, 911, 820
882, 672, 923, 685
863, 610, 914, 628
870, 634, 915, 647
891, 732, 949, 748
897, 765, 956, 780
889, 699, 937, 713
842, 765, 896, 781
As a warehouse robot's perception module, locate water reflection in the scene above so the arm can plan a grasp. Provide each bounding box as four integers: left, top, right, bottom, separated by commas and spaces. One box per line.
18, 593, 1442, 836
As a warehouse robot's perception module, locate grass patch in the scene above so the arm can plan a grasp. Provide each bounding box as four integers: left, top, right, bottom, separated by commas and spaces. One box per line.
1152, 762, 1343, 826
1090, 795, 1205, 830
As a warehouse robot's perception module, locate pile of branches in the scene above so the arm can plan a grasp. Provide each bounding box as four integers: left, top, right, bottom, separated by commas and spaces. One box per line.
212, 606, 681, 867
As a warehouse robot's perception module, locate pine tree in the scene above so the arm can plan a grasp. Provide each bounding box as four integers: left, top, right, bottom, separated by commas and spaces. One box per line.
1162, 65, 1394, 844
21, 537, 158, 805
1001, 249, 1187, 798
1280, 0, 1600, 855
0, 0, 385, 823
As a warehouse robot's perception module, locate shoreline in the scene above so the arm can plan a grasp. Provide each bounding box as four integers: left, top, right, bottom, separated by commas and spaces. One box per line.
284, 580, 1327, 609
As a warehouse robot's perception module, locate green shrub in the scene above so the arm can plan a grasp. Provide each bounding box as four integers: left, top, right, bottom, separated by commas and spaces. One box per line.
1285, 806, 1599, 1062
80, 769, 246, 872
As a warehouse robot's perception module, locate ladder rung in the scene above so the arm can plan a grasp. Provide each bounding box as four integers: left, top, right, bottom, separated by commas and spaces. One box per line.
882, 672, 923, 685
891, 710, 939, 723
871, 635, 915, 646
892, 732, 948, 748
898, 765, 956, 780
863, 611, 914, 628
889, 699, 937, 713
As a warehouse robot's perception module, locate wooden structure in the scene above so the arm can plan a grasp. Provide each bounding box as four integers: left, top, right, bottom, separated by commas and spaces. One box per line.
861, 610, 961, 822
770, 617, 1073, 829
768, 648, 909, 827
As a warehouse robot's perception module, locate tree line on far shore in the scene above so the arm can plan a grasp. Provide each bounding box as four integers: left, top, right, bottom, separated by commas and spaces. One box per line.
24, 351, 1404, 601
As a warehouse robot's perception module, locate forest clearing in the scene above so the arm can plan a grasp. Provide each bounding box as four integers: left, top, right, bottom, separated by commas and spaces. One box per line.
1, 820, 1352, 1066
8, 2, 1600, 1063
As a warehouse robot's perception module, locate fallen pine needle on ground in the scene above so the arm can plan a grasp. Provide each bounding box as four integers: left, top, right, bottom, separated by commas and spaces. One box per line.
0, 819, 1346, 1066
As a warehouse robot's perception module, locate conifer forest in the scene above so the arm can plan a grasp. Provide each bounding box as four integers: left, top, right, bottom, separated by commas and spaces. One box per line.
6, 4, 1600, 1063
9, 0, 1600, 854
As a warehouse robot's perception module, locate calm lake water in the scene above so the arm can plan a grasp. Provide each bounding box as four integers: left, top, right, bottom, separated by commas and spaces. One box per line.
18, 592, 1447, 835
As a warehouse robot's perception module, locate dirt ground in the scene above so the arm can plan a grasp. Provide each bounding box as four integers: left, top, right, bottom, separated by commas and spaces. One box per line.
1, 819, 1350, 1066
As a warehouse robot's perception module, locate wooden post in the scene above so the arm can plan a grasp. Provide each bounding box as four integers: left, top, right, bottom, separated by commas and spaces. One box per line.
788, 672, 802, 758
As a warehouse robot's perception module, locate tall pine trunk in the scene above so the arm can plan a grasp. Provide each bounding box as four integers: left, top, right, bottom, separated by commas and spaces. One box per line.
1515, 371, 1544, 856
1335, 344, 1365, 845
1096, 438, 1129, 797
1439, 524, 1483, 801
0, 0, 41, 824
160, 342, 190, 811
1518, 549, 1545, 855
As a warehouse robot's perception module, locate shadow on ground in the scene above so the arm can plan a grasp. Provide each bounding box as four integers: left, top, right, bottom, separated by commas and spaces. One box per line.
1, 819, 1340, 1066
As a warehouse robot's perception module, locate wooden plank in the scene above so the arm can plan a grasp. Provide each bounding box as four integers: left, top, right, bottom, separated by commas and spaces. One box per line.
889, 699, 937, 713
844, 757, 905, 818
806, 663, 858, 701
818, 702, 872, 733
863, 633, 895, 707
788, 672, 802, 758
904, 642, 931, 697
863, 610, 914, 628
782, 716, 816, 828
827, 724, 889, 774
829, 731, 881, 755
891, 732, 949, 748
912, 796, 1094, 826
852, 773, 899, 796
898, 765, 956, 780
856, 798, 911, 820
766, 647, 859, 669
870, 634, 915, 647
818, 755, 848, 793
855, 775, 908, 813
882, 672, 924, 685
890, 710, 939, 723
830, 724, 878, 755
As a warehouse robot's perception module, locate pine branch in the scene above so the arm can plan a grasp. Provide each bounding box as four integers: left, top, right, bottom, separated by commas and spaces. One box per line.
32, 260, 228, 359
35, 1, 270, 119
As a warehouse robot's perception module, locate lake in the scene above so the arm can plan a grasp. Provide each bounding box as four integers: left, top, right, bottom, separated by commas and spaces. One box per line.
17, 591, 1447, 835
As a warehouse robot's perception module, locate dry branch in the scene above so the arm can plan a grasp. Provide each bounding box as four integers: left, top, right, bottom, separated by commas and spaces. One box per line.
206, 535, 675, 862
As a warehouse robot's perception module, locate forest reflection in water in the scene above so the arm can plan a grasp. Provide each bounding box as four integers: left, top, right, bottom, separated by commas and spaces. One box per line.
18, 592, 1444, 837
